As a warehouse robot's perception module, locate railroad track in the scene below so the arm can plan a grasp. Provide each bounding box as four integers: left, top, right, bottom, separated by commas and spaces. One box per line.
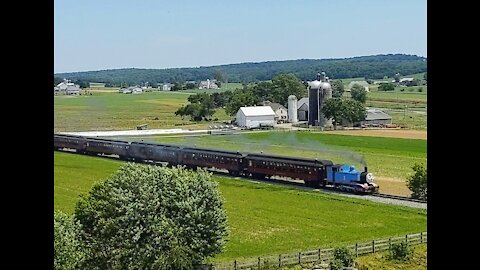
55, 149, 427, 206
371, 193, 426, 203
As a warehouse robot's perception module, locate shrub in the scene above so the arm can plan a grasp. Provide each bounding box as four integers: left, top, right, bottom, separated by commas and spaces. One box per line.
389, 242, 413, 261
75, 163, 229, 269
332, 246, 354, 268
329, 258, 344, 270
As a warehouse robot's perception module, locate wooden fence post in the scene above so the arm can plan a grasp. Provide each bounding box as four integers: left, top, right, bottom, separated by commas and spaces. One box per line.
318, 249, 321, 261
279, 254, 281, 267
355, 243, 358, 257
298, 252, 301, 264
406, 234, 408, 243
372, 240, 375, 253
258, 257, 260, 269
389, 238, 391, 248
420, 232, 423, 243
234, 259, 236, 270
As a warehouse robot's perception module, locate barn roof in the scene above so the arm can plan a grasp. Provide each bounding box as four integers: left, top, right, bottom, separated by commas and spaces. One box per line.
238, 106, 275, 116
366, 109, 392, 120
297, 97, 308, 109
268, 102, 286, 111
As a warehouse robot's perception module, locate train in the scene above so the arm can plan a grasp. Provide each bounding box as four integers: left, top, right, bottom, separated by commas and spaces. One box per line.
54, 133, 379, 194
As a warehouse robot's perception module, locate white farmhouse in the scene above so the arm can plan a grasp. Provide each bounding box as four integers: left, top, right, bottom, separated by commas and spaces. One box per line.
235, 106, 275, 129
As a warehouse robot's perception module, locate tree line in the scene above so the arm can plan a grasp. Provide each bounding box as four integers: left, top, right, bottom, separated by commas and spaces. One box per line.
54, 54, 427, 86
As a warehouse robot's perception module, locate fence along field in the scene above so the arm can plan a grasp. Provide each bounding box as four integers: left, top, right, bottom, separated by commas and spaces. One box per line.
213, 232, 427, 270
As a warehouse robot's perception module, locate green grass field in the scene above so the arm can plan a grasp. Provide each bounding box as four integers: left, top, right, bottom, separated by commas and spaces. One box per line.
54, 151, 427, 261
146, 131, 426, 180
54, 91, 230, 132
54, 151, 123, 213
356, 243, 427, 270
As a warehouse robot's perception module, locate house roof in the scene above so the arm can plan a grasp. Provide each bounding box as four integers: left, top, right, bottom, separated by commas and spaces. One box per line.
268, 102, 286, 111
366, 109, 392, 120
238, 106, 275, 116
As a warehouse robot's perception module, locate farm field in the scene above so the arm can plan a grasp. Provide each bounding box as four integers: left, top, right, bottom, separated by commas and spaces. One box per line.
54, 151, 427, 262
145, 131, 426, 182
54, 91, 230, 132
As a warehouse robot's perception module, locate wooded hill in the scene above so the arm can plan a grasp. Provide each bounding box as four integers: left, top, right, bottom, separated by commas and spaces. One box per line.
55, 54, 426, 86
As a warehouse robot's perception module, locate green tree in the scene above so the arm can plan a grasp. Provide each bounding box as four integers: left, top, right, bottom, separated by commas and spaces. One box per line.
389, 242, 413, 261
54, 211, 85, 270
270, 73, 307, 105
406, 163, 427, 200
185, 82, 195, 89
322, 98, 345, 130
378, 83, 395, 91
225, 89, 258, 116
331, 80, 345, 98
75, 164, 229, 270
350, 84, 367, 103
343, 99, 367, 124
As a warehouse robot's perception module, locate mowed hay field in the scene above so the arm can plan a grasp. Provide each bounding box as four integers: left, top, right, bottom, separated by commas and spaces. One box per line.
145, 131, 426, 196
54, 91, 230, 132
54, 151, 427, 261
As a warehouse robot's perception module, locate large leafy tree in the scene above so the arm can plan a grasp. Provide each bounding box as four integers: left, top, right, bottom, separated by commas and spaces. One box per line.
270, 73, 307, 105
406, 163, 427, 200
350, 84, 367, 103
175, 93, 216, 121
54, 211, 85, 270
75, 164, 229, 270
331, 80, 345, 98
322, 98, 345, 130
322, 99, 366, 129
225, 88, 258, 116
343, 99, 367, 124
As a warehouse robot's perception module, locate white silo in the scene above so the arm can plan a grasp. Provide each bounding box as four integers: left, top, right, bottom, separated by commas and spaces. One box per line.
288, 95, 298, 123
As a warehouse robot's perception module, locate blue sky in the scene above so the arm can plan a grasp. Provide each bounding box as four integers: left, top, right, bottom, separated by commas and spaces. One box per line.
54, 0, 426, 73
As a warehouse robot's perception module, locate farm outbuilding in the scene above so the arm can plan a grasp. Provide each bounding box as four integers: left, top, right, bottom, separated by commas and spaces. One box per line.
361, 109, 392, 126
297, 97, 309, 121
235, 106, 275, 129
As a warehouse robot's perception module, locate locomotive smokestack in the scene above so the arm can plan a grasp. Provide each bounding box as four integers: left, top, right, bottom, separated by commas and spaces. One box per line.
364, 166, 368, 172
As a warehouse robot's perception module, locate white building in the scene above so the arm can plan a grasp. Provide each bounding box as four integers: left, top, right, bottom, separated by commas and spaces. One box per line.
162, 83, 175, 91
199, 79, 218, 89
267, 102, 288, 123
235, 106, 275, 129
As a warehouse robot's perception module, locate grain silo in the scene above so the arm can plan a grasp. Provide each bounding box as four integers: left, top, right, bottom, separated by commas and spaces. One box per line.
307, 72, 333, 127
288, 95, 298, 123
308, 74, 322, 126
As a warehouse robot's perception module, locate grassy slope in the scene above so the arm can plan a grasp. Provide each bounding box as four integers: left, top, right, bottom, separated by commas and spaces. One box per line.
54, 91, 230, 132
150, 132, 426, 180
54, 151, 426, 261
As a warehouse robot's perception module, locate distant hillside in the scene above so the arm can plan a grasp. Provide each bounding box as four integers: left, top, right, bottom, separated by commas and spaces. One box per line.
55, 54, 426, 86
